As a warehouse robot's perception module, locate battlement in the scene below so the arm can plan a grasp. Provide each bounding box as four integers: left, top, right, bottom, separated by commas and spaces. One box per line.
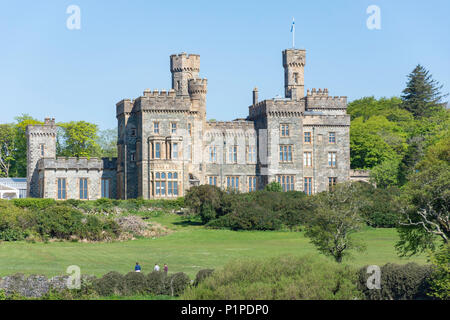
283, 49, 306, 67
38, 157, 117, 171
170, 53, 200, 72
26, 118, 57, 136
248, 98, 306, 119
188, 78, 208, 96
306, 88, 347, 109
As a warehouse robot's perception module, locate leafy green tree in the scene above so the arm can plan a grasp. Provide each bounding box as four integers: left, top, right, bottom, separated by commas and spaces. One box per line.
11, 114, 42, 177
58, 121, 102, 158
370, 158, 401, 188
401, 65, 447, 118
350, 116, 407, 171
427, 244, 450, 300
396, 136, 450, 256
97, 128, 117, 158
304, 182, 366, 263
0, 124, 16, 177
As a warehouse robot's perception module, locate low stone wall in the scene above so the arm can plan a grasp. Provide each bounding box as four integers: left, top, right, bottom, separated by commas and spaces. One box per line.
0, 274, 90, 298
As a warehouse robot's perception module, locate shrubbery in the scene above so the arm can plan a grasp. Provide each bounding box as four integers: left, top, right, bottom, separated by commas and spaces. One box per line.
194, 269, 214, 287
182, 255, 362, 300
185, 183, 400, 231
358, 263, 433, 300
185, 185, 311, 231
92, 271, 189, 297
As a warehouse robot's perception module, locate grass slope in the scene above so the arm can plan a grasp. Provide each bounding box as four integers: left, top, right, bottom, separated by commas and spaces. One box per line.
0, 214, 426, 278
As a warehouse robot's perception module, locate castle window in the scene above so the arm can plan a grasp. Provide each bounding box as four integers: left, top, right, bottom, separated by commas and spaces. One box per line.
188, 123, 192, 136
304, 132, 311, 143
329, 132, 336, 144
304, 177, 313, 195
209, 146, 217, 163
208, 176, 218, 186
247, 145, 256, 164
154, 143, 161, 159
101, 179, 110, 198
172, 143, 179, 159
277, 175, 295, 192
130, 128, 137, 137
57, 178, 66, 200
171, 123, 177, 134
328, 152, 337, 168
130, 152, 136, 162
79, 178, 88, 200
154, 172, 179, 197
177, 80, 181, 91
279, 145, 293, 162
39, 144, 45, 157
303, 152, 312, 167
280, 124, 290, 137
294, 73, 299, 84
226, 176, 239, 192
328, 177, 337, 191
248, 176, 257, 192
229, 146, 238, 164
153, 122, 159, 134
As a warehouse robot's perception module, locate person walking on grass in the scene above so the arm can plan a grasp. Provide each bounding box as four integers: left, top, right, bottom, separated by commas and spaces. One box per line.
135, 262, 142, 273
164, 264, 168, 274
154, 263, 160, 272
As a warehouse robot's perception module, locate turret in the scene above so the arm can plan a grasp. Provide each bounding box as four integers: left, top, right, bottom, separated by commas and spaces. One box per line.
26, 118, 57, 197
170, 53, 200, 96
188, 78, 207, 115
282, 49, 306, 99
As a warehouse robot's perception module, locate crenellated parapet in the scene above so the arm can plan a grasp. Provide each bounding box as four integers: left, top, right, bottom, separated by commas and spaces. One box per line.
306, 88, 347, 110
170, 53, 200, 73
248, 98, 306, 119
188, 79, 207, 97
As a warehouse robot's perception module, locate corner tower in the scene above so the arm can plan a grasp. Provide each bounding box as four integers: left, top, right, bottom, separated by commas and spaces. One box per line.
170, 53, 200, 96
26, 118, 57, 198
283, 49, 306, 100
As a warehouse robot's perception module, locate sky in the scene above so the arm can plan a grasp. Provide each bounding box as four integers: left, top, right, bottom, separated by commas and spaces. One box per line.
0, 0, 449, 130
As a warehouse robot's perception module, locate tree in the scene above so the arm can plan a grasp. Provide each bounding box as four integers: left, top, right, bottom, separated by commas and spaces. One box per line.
97, 128, 117, 158
11, 114, 42, 177
304, 182, 366, 263
350, 116, 407, 170
370, 158, 401, 188
401, 65, 447, 118
58, 121, 102, 158
0, 124, 16, 177
396, 136, 450, 256
427, 244, 450, 300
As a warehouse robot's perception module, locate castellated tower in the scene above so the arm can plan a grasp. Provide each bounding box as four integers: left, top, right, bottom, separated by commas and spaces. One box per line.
170, 53, 200, 96
188, 78, 208, 116
26, 118, 57, 197
283, 49, 306, 99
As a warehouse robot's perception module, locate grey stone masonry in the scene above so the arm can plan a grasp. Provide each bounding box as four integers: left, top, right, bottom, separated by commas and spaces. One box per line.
28, 46, 353, 200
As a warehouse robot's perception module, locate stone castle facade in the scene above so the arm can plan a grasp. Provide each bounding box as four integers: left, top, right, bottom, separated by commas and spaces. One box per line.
27, 48, 361, 200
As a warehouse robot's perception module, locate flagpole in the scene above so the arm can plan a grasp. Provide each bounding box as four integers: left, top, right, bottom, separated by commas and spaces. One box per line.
291, 18, 295, 48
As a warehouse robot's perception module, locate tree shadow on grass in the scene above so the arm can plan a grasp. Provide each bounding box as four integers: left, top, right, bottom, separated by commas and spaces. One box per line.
172, 220, 204, 228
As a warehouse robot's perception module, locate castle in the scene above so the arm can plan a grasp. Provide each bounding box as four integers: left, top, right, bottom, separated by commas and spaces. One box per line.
27, 48, 363, 200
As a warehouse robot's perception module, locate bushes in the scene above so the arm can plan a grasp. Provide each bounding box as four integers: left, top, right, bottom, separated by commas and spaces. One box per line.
358, 263, 433, 300
185, 186, 310, 231
182, 255, 361, 300
194, 269, 214, 287
92, 271, 189, 297
166, 272, 191, 296
92, 271, 126, 296
11, 198, 56, 210
147, 271, 167, 295
0, 200, 121, 242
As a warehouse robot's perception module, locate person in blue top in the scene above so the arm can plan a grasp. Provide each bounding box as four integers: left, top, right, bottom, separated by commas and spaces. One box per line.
135, 262, 142, 272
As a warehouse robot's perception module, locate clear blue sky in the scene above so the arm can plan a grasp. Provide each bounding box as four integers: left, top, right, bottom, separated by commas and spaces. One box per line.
0, 0, 449, 130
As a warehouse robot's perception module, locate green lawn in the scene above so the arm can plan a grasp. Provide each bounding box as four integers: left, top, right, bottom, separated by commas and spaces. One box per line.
0, 213, 427, 279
